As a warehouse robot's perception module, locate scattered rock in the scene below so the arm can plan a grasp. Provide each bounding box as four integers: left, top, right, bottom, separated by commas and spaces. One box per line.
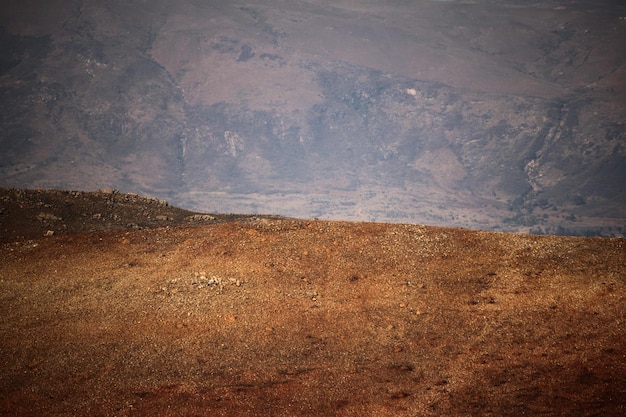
37, 212, 62, 222
186, 214, 216, 222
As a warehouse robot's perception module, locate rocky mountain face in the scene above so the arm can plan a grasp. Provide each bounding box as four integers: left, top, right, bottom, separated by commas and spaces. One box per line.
0, 0, 624, 235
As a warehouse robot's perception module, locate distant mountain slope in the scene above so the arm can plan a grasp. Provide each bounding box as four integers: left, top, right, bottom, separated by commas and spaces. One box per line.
0, 0, 624, 235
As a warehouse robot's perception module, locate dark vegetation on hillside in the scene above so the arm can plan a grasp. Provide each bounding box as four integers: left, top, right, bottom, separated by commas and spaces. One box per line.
0, 187, 285, 242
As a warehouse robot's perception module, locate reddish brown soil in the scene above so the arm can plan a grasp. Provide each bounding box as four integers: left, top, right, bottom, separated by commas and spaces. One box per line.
1, 188, 625, 416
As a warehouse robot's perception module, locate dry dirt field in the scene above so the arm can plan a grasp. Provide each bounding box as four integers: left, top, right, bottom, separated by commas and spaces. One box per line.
1, 188, 625, 416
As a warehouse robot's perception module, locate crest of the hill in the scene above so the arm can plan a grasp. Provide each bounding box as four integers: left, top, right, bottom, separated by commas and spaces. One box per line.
0, 187, 285, 242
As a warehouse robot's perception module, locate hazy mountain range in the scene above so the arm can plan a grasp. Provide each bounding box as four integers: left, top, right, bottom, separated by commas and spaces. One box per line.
1, 0, 625, 235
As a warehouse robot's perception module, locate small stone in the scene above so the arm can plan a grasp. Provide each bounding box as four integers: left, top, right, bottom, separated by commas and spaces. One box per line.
390, 391, 410, 399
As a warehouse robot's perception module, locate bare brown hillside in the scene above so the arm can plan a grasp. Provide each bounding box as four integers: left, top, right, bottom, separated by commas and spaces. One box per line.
1, 189, 625, 416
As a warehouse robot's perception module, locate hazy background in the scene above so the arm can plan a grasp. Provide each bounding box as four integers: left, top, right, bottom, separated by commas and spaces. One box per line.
1, 0, 625, 235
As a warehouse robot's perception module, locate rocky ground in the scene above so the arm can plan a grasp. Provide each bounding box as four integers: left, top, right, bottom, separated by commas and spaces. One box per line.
1, 188, 625, 416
